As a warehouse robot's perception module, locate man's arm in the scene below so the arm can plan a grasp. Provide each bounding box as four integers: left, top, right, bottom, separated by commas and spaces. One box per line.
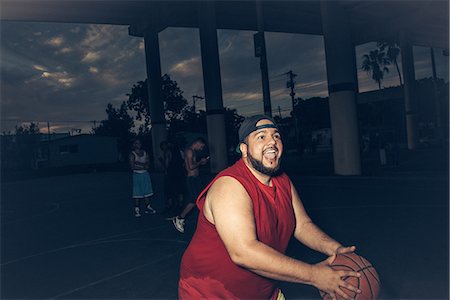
144, 151, 150, 170
290, 180, 355, 256
184, 148, 208, 171
203, 177, 360, 299
129, 153, 135, 170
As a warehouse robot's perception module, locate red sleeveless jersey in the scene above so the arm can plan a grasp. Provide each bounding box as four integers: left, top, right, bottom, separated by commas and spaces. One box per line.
179, 159, 295, 299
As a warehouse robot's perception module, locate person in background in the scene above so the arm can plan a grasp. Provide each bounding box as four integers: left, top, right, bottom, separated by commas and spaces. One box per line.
160, 140, 186, 218
172, 137, 209, 233
179, 115, 361, 299
129, 138, 156, 217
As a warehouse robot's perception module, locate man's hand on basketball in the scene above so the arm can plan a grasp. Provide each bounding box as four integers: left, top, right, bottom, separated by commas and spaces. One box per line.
335, 245, 356, 255
312, 255, 361, 300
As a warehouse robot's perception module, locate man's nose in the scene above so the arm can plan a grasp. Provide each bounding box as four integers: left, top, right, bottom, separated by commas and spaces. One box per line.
267, 136, 277, 145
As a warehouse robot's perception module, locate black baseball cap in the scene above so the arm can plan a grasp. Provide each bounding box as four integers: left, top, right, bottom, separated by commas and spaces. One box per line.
237, 114, 278, 150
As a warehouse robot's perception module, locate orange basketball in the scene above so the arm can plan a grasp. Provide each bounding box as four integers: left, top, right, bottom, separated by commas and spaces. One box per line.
320, 252, 380, 300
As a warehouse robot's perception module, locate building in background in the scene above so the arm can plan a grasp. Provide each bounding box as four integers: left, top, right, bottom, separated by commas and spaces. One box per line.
40, 134, 119, 168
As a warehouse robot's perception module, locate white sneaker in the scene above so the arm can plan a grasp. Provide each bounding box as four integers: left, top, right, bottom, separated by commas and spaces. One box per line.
173, 216, 185, 233
134, 207, 141, 217
145, 204, 156, 214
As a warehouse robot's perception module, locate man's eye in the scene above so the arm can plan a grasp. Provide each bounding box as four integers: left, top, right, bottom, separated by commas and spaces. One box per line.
257, 135, 265, 140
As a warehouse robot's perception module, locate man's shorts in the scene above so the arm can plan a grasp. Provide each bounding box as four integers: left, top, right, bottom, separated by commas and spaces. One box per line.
184, 176, 203, 203
133, 171, 154, 198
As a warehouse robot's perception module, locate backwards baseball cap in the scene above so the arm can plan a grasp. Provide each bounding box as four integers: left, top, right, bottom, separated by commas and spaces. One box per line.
238, 114, 278, 144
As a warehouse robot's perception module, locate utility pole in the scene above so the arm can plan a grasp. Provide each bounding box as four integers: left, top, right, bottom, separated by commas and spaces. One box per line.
47, 121, 51, 139
286, 70, 299, 148
278, 105, 282, 118
47, 121, 51, 164
192, 95, 204, 113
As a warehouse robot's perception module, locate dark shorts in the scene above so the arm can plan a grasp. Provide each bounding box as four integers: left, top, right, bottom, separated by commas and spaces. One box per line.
185, 176, 203, 204
165, 173, 186, 197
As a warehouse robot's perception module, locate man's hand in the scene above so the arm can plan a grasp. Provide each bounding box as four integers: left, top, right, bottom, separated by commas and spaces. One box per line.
134, 161, 146, 170
335, 245, 356, 255
311, 255, 361, 300
199, 156, 210, 165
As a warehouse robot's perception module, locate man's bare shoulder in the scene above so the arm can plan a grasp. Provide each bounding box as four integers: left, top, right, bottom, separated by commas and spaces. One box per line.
208, 176, 249, 200
204, 176, 252, 223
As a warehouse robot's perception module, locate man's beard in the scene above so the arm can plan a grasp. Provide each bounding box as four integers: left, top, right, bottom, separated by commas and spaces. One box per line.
247, 151, 281, 176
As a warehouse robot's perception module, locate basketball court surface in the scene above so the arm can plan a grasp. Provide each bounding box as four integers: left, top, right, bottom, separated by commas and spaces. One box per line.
1, 170, 448, 299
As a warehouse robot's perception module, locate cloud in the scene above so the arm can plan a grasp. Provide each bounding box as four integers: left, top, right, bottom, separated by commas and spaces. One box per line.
81, 51, 100, 63
170, 57, 202, 76
58, 47, 72, 54
33, 64, 47, 72
39, 70, 76, 88
45, 36, 64, 47
81, 25, 116, 48
1, 21, 447, 134
89, 66, 99, 73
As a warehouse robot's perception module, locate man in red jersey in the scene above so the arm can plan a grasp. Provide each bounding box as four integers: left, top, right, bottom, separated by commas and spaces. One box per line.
179, 115, 361, 300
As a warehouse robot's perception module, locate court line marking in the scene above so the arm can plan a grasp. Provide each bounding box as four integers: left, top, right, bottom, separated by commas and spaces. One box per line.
298, 182, 448, 191
309, 203, 448, 211
1, 224, 176, 266
4, 202, 60, 225
47, 248, 183, 299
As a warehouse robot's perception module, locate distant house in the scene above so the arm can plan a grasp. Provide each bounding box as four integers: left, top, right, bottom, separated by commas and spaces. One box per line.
40, 132, 71, 142
38, 134, 119, 168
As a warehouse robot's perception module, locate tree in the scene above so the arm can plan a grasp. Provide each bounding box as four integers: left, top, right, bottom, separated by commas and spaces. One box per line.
114, 74, 245, 160
224, 108, 245, 151
93, 102, 135, 161
362, 49, 390, 89
15, 122, 41, 136
378, 41, 402, 85
168, 107, 244, 153
2, 122, 41, 170
126, 74, 188, 133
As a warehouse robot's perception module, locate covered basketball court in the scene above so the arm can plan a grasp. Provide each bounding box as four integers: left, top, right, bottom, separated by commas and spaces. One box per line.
2, 0, 448, 175
1, 169, 448, 299
1, 1, 448, 299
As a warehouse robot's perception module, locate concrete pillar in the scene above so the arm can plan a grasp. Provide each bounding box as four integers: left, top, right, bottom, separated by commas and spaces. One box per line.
320, 1, 361, 175
255, 0, 272, 116
198, 1, 228, 173
143, 28, 166, 171
400, 33, 419, 149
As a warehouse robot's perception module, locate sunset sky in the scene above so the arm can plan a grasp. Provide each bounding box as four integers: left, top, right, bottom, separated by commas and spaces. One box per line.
1, 21, 448, 134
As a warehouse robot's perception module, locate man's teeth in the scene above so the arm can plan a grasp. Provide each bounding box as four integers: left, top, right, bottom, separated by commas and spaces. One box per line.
264, 149, 277, 159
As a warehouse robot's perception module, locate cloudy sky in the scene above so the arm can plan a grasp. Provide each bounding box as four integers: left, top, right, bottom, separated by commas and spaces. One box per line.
1, 21, 448, 134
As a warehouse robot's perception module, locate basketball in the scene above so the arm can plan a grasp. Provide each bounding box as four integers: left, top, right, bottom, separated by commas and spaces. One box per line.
319, 252, 380, 300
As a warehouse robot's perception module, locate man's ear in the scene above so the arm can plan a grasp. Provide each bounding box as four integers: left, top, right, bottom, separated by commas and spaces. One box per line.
240, 143, 248, 157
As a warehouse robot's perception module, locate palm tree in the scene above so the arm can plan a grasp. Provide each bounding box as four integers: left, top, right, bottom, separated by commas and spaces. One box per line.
362, 49, 390, 90
378, 42, 402, 85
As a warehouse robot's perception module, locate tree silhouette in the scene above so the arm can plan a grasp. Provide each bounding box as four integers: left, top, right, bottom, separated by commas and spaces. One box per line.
98, 74, 244, 160
126, 74, 188, 133
168, 107, 244, 152
378, 41, 402, 85
362, 49, 390, 89
1, 122, 41, 170
93, 102, 135, 161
